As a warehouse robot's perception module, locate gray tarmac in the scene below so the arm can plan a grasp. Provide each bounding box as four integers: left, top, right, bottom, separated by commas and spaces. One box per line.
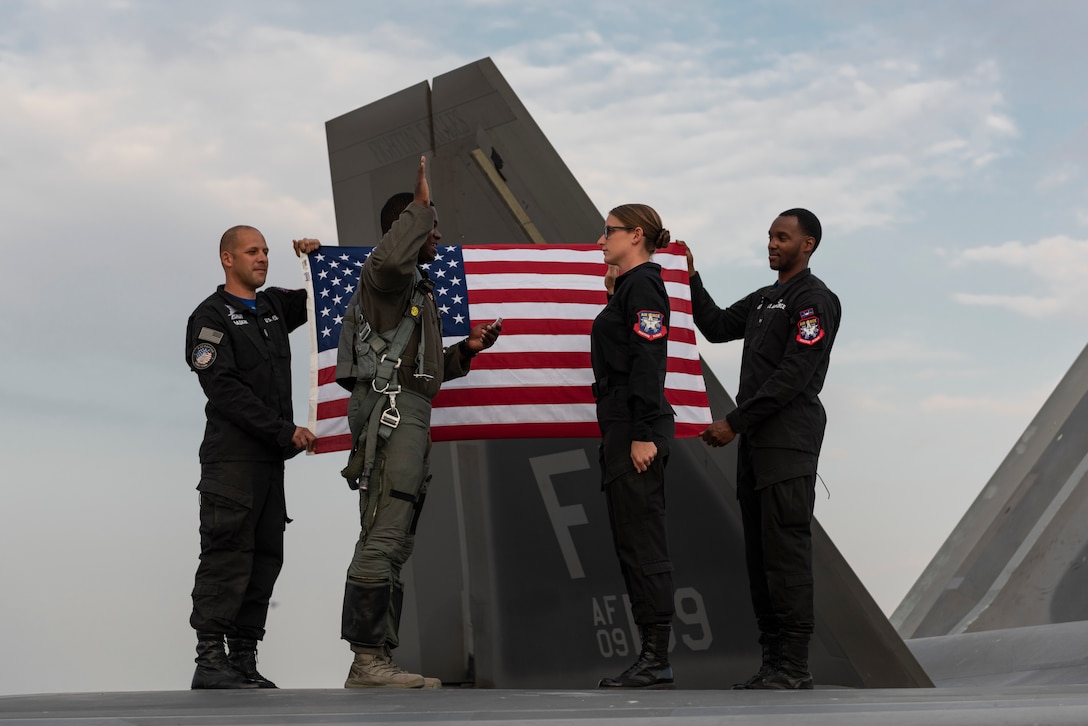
4, 686, 1088, 726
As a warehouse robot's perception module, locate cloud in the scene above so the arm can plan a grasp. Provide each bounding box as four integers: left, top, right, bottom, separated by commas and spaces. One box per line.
919, 391, 1047, 419
494, 36, 1017, 270
1, 5, 1020, 283
0, 11, 477, 347
947, 236, 1088, 318
832, 338, 965, 365
952, 292, 1062, 317
1035, 165, 1079, 192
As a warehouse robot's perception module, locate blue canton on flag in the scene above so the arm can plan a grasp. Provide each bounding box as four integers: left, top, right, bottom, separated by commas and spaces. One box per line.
424, 246, 471, 337
308, 245, 471, 357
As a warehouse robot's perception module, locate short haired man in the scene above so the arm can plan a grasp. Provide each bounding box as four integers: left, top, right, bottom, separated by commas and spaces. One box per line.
336, 156, 500, 688
184, 226, 319, 688
680, 208, 840, 689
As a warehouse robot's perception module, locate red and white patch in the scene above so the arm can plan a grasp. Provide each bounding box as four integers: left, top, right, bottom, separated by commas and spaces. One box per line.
796, 311, 824, 345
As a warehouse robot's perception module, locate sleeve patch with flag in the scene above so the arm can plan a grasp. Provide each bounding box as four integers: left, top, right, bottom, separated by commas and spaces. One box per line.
192, 343, 217, 369
198, 327, 224, 344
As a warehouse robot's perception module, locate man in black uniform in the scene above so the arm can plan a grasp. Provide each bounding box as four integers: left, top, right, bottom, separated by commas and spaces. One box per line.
184, 225, 320, 689
681, 208, 840, 690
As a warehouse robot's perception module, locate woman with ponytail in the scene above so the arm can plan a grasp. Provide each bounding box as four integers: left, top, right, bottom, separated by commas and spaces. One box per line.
591, 204, 677, 689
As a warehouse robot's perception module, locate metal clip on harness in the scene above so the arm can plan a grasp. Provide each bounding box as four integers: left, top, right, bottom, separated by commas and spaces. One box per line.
372, 354, 402, 394
380, 391, 402, 430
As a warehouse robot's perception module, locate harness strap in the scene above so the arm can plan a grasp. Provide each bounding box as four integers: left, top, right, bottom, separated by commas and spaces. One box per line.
342, 270, 432, 490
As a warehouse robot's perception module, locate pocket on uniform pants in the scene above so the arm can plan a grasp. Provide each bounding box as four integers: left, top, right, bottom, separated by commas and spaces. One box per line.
770, 476, 816, 528
197, 462, 254, 509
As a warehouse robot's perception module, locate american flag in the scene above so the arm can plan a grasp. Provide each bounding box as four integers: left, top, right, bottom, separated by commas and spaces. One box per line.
301, 244, 712, 454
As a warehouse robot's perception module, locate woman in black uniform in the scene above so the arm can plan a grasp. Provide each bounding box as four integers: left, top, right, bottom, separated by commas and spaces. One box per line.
592, 204, 676, 689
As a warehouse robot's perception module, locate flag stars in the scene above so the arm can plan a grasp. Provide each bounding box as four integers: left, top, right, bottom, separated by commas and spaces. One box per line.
312, 244, 470, 354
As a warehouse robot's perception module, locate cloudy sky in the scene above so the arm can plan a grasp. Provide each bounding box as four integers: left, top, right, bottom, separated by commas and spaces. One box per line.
2, 0, 1087, 695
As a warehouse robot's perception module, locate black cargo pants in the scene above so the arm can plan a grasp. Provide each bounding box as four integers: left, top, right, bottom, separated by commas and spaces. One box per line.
190, 460, 287, 640
737, 440, 816, 640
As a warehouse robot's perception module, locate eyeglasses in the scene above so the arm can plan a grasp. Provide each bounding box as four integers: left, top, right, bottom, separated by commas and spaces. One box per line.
604, 225, 635, 239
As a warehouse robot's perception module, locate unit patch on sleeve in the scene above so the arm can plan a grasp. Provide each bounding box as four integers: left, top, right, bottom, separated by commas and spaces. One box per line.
796, 309, 824, 345
634, 310, 668, 341
192, 342, 217, 370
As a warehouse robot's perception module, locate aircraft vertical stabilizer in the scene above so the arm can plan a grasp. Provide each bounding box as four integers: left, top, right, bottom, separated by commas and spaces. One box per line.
325, 57, 930, 689
894, 342, 1088, 639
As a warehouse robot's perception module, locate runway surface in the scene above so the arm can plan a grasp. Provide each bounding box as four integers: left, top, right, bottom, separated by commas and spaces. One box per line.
4, 686, 1088, 726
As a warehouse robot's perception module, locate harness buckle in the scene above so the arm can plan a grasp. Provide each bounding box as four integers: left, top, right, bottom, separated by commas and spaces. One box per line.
380, 392, 402, 429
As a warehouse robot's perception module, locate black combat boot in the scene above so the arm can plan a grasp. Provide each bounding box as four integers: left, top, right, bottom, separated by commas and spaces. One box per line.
227, 637, 278, 688
598, 624, 674, 688
192, 633, 257, 689
731, 632, 781, 689
758, 634, 814, 690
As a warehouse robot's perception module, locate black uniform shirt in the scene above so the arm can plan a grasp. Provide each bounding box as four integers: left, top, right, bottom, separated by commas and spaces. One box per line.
591, 261, 675, 444
186, 285, 308, 463
690, 268, 841, 455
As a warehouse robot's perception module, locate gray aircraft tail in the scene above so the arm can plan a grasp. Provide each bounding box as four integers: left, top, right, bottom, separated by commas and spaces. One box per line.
326, 57, 930, 689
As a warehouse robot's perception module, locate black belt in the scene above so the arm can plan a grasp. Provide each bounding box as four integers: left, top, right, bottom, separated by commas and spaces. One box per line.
592, 374, 629, 400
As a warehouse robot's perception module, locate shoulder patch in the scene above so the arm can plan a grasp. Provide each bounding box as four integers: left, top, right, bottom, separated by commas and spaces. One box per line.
796, 314, 824, 345
192, 342, 217, 370
198, 327, 224, 344
634, 310, 668, 341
